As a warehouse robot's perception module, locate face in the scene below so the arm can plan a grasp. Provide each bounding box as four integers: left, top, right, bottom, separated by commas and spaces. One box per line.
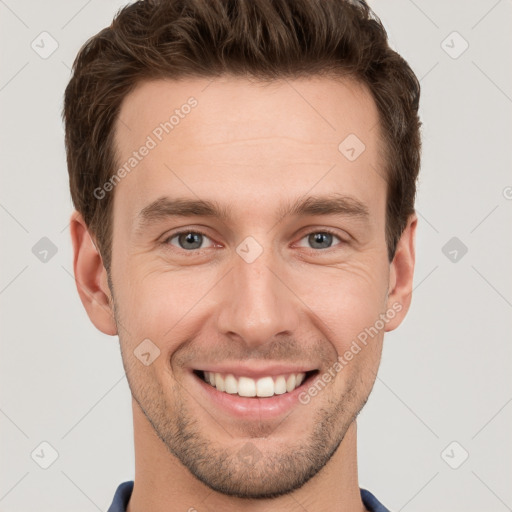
74, 76, 416, 499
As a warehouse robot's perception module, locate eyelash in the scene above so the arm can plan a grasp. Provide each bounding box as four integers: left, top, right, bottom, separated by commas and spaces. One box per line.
163, 228, 346, 253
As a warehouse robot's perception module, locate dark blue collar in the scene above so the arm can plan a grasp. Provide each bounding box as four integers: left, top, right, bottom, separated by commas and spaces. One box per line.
107, 481, 391, 511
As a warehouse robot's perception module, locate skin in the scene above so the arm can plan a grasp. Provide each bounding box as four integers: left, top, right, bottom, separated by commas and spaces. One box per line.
70, 76, 417, 512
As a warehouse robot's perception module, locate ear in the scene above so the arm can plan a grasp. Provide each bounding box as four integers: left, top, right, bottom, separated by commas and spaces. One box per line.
385, 213, 417, 332
69, 211, 117, 335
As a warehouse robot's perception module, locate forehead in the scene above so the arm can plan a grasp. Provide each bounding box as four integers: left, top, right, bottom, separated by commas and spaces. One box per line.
113, 75, 385, 226
116, 75, 380, 148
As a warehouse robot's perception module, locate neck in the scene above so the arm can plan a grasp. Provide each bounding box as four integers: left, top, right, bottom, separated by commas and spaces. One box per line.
127, 398, 367, 512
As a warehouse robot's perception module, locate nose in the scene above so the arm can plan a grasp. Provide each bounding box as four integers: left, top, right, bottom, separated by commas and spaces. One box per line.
216, 248, 301, 349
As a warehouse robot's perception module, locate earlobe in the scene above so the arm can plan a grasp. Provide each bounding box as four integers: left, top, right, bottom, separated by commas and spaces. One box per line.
385, 214, 417, 332
69, 211, 118, 336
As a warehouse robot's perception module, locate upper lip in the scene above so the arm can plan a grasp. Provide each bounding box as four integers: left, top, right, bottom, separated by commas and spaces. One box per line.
191, 364, 317, 379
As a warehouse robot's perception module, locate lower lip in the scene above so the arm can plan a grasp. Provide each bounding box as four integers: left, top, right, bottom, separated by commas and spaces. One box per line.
191, 371, 314, 421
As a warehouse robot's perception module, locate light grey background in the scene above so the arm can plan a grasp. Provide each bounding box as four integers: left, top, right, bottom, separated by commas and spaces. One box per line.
1, 1, 511, 511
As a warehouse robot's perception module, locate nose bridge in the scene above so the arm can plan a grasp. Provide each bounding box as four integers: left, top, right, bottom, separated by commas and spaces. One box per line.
216, 245, 299, 346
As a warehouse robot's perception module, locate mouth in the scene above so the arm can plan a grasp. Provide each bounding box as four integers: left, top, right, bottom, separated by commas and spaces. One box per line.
192, 369, 319, 398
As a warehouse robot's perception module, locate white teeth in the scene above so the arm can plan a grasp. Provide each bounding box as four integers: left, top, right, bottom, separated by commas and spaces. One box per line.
256, 377, 274, 397
224, 374, 238, 394
201, 371, 308, 397
238, 376, 257, 397
274, 376, 287, 395
286, 374, 296, 392
215, 373, 225, 392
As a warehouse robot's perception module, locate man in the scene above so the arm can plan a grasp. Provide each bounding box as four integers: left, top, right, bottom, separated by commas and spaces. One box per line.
63, 0, 420, 510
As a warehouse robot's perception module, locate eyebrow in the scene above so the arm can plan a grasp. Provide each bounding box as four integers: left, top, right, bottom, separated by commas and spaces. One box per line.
135, 193, 370, 233
278, 193, 369, 221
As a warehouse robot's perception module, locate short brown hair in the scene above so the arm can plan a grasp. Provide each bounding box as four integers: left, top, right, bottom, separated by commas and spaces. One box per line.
63, 0, 421, 272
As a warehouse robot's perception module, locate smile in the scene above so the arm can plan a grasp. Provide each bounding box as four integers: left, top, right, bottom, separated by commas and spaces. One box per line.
193, 369, 318, 398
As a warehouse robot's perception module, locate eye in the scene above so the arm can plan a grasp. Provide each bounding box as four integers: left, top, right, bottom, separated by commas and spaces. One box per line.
296, 231, 343, 250
165, 231, 215, 251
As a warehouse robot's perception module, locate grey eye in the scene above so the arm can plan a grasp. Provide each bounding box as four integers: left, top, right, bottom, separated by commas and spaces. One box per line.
308, 232, 334, 249
296, 231, 342, 250
168, 232, 213, 250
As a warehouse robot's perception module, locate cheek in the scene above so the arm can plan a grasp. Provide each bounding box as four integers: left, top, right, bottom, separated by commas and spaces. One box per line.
114, 264, 218, 345
290, 260, 389, 339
